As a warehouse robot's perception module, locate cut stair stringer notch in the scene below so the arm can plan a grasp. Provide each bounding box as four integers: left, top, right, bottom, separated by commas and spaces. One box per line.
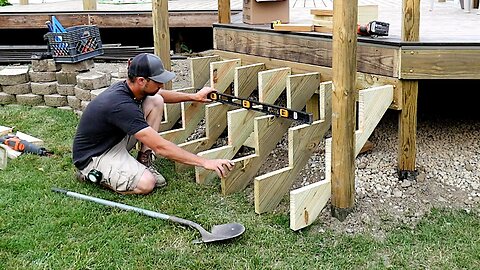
220, 71, 319, 196
254, 81, 333, 214
159, 55, 220, 132
173, 58, 241, 171
290, 85, 394, 231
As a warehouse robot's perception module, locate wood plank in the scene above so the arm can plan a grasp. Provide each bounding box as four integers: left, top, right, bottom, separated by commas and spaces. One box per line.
355, 85, 393, 155
159, 87, 195, 131
234, 63, 265, 97
212, 50, 402, 110
0, 126, 13, 136
210, 59, 241, 93
159, 101, 205, 144
290, 139, 332, 230
258, 68, 291, 103
0, 12, 231, 29
190, 55, 221, 89
175, 102, 230, 171
214, 27, 398, 77
273, 24, 314, 32
0, 146, 6, 170
254, 80, 331, 214
400, 48, 480, 79
15, 131, 43, 146
196, 108, 262, 184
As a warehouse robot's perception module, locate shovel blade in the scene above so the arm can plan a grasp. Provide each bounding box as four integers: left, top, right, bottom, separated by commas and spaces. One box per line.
198, 223, 245, 243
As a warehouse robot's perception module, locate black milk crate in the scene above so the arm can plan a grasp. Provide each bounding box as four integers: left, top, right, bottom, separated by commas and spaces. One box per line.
44, 25, 104, 63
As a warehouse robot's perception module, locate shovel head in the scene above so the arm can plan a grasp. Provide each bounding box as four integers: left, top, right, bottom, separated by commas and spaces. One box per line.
195, 223, 245, 243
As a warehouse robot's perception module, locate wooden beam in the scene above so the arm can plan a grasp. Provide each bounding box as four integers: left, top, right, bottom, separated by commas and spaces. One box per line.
213, 27, 398, 77
218, 0, 231, 24
152, 0, 172, 89
19, 0, 28, 5
0, 146, 6, 170
330, 0, 358, 220
400, 47, 480, 79
212, 50, 402, 110
159, 87, 195, 131
398, 0, 420, 179
83, 0, 97, 11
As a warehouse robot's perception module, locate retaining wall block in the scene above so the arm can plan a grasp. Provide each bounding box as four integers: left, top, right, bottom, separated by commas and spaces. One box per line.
67, 95, 81, 110
56, 71, 79, 85
76, 71, 110, 90
16, 94, 44, 106
31, 59, 61, 72
31, 82, 57, 95
80, 100, 90, 111
44, 94, 68, 107
56, 83, 75, 96
0, 92, 16, 105
0, 66, 30, 86
2, 83, 31, 95
74, 86, 91, 101
29, 71, 57, 83
61, 60, 94, 72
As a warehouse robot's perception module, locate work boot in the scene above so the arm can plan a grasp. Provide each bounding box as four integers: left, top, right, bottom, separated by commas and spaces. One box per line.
137, 150, 167, 188
75, 169, 86, 182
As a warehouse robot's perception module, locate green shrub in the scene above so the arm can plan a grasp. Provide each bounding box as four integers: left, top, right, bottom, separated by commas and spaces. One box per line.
0, 0, 12, 6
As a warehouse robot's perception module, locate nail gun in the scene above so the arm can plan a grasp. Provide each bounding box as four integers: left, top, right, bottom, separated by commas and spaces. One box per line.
0, 135, 53, 156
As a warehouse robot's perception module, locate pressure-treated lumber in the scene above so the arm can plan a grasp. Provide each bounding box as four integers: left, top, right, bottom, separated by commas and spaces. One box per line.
218, 0, 231, 24
290, 85, 393, 230
212, 50, 402, 110
195, 63, 266, 184
273, 24, 314, 32
0, 146, 6, 170
152, 0, 171, 89
82, 0, 97, 11
254, 80, 331, 214
222, 71, 326, 196
331, 0, 358, 220
159, 87, 195, 132
0, 126, 13, 136
174, 59, 241, 171
398, 0, 420, 178
191, 55, 221, 89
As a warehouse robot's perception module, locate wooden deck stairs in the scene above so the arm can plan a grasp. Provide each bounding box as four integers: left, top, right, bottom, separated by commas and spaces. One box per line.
159, 55, 394, 230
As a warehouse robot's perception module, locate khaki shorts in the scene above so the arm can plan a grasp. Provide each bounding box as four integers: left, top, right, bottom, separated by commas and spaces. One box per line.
80, 136, 145, 192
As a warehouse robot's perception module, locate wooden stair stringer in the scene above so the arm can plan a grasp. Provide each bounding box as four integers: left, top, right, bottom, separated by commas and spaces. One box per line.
159, 58, 240, 143
221, 72, 319, 195
158, 87, 195, 132
254, 81, 332, 214
289, 85, 394, 231
195, 66, 290, 184
159, 56, 219, 131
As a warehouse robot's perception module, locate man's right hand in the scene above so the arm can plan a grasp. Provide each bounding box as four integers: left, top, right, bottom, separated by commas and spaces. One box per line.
202, 159, 235, 178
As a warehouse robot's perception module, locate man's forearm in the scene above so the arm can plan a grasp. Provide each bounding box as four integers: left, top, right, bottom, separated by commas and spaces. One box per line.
159, 90, 197, 103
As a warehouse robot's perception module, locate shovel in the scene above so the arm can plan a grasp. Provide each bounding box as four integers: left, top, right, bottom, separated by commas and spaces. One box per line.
52, 188, 245, 243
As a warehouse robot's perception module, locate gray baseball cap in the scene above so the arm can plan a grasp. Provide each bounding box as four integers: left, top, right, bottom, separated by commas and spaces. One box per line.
128, 53, 176, 83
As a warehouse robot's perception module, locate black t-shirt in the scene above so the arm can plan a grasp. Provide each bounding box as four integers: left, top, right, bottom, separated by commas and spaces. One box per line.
72, 81, 149, 169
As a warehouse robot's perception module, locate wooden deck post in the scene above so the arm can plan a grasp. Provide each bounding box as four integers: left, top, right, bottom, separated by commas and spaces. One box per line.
82, 0, 97, 11
19, 0, 28, 5
218, 0, 231, 24
331, 0, 358, 221
398, 0, 420, 180
152, 0, 172, 89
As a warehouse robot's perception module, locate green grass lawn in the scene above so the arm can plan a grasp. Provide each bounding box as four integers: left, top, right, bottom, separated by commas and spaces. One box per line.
0, 105, 479, 269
